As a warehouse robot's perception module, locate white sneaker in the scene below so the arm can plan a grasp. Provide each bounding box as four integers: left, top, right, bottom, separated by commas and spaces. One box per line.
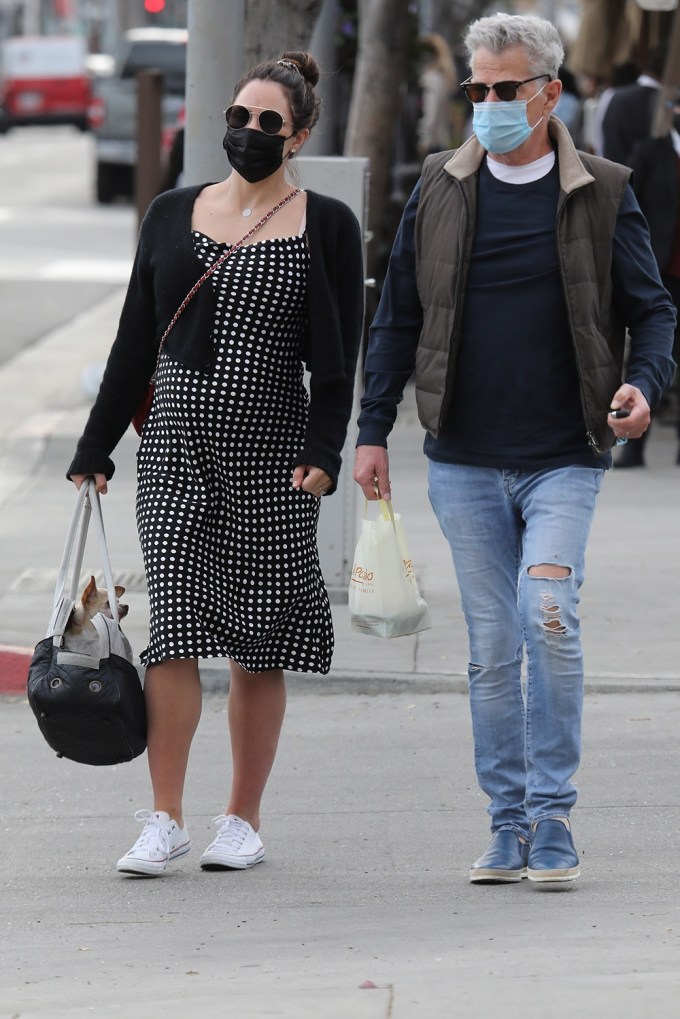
199, 814, 265, 870
117, 809, 191, 876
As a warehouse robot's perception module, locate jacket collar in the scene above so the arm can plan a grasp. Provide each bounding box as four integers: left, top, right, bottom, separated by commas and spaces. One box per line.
442, 116, 595, 194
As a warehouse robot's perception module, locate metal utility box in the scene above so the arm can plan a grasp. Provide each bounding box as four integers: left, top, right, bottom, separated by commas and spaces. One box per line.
295, 156, 370, 601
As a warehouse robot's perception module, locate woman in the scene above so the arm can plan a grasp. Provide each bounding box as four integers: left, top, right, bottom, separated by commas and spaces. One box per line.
68, 51, 364, 876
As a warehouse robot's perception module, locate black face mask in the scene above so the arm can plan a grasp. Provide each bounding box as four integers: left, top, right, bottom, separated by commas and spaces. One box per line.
222, 127, 287, 183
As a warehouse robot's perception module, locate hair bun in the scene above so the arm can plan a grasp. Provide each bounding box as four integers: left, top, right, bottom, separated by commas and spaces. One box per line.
280, 50, 320, 88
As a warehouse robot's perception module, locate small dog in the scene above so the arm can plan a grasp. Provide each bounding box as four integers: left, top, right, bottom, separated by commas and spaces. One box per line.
63, 576, 131, 661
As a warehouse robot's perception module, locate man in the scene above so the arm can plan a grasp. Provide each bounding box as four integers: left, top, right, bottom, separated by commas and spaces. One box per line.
628, 105, 680, 466
601, 43, 666, 166
601, 42, 670, 468
354, 13, 676, 885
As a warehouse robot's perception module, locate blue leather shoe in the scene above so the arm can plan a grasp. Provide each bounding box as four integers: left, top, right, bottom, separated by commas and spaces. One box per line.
469, 830, 529, 883
527, 819, 580, 882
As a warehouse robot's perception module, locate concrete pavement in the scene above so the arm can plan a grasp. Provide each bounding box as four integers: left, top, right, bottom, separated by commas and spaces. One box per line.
1, 290, 679, 1017
2, 689, 680, 1018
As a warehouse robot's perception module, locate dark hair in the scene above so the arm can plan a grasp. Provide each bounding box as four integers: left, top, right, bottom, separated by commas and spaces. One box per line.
231, 50, 321, 131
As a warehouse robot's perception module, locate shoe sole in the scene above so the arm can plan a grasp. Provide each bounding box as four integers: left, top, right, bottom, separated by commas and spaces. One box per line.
200, 848, 265, 871
527, 865, 580, 883
469, 867, 527, 884
117, 841, 191, 877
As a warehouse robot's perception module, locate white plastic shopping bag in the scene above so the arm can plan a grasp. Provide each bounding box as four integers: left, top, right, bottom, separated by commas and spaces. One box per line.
348, 496, 431, 638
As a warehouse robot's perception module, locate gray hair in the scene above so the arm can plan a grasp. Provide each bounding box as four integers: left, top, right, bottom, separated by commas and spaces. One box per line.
464, 13, 564, 81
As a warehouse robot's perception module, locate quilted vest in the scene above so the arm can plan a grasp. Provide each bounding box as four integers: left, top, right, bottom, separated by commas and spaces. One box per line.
413, 117, 631, 453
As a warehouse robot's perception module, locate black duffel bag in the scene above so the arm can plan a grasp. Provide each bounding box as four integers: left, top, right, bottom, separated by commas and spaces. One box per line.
27, 479, 146, 766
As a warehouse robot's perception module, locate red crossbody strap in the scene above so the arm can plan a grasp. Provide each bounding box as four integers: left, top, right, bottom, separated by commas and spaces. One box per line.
151, 187, 302, 378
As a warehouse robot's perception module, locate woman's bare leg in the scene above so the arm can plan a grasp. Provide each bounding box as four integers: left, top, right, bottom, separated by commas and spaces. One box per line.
144, 658, 202, 827
226, 662, 286, 830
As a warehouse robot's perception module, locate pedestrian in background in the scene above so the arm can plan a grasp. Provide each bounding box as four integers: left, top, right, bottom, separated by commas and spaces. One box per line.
417, 32, 457, 159
589, 60, 639, 157
553, 64, 584, 147
627, 105, 680, 465
354, 13, 675, 886
68, 51, 364, 877
601, 42, 666, 165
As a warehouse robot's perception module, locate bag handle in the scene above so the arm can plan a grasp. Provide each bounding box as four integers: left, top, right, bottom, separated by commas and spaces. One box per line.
150, 187, 302, 381
364, 487, 396, 526
47, 478, 122, 639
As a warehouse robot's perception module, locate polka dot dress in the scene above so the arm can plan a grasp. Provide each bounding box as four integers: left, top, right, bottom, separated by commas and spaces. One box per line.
135, 232, 334, 674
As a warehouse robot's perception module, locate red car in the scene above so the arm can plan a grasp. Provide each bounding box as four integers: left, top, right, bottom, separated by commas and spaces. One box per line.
0, 35, 91, 132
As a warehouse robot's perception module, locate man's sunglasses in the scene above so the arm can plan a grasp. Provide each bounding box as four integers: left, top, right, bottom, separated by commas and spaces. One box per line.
460, 74, 551, 103
224, 104, 293, 135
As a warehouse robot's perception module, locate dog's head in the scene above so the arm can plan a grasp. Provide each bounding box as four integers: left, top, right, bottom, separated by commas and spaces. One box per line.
65, 576, 128, 634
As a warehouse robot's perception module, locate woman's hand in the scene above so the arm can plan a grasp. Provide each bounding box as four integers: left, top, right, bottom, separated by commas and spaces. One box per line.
291, 464, 332, 498
69, 472, 108, 494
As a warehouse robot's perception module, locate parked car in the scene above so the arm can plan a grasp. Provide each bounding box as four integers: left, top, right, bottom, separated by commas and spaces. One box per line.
89, 26, 187, 204
0, 35, 91, 132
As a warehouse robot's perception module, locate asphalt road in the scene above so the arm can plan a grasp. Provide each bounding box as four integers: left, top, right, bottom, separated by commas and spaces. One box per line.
0, 125, 135, 366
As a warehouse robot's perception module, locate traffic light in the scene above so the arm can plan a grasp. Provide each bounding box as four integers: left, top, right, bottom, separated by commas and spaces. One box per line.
144, 0, 166, 13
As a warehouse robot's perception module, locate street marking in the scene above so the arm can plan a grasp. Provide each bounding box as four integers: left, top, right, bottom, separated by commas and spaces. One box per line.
0, 258, 132, 283
42, 258, 132, 282
11, 568, 148, 592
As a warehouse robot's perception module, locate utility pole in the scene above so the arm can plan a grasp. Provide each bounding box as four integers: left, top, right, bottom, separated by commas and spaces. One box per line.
182, 0, 365, 597
184, 0, 245, 186
305, 0, 338, 156
136, 70, 163, 229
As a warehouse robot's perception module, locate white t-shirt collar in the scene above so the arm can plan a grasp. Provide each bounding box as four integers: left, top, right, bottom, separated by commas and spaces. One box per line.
637, 74, 661, 89
485, 150, 556, 184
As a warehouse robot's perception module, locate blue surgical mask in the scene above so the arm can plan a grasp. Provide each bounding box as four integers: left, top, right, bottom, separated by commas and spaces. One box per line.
472, 86, 546, 154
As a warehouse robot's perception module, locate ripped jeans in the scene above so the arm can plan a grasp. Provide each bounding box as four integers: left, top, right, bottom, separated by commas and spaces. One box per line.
428, 462, 604, 836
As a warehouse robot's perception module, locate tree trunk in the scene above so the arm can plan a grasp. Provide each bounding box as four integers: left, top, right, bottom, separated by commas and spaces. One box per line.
245, 0, 324, 66
343, 0, 411, 281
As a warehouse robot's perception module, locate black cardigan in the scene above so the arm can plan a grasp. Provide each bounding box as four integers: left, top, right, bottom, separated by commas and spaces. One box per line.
67, 184, 364, 492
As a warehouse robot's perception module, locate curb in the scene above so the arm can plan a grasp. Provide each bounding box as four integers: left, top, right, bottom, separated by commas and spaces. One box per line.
4, 652, 680, 699
0, 645, 33, 695
198, 666, 680, 696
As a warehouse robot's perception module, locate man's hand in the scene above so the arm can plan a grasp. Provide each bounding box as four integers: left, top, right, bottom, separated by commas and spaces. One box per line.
354, 445, 391, 501
608, 384, 651, 441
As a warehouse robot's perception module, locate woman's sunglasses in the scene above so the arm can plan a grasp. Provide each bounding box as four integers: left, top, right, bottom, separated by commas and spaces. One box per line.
460, 74, 551, 103
224, 104, 293, 135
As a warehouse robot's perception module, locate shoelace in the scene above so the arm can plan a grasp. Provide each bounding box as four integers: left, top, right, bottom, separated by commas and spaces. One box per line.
130, 809, 171, 855
210, 814, 248, 849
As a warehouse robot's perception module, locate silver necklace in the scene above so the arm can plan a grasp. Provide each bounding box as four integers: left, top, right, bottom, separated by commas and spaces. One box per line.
232, 188, 291, 219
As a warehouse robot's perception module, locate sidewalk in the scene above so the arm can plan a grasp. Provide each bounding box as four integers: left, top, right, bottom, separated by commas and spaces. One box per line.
2, 687, 680, 1018
1, 292, 680, 1017
0, 287, 679, 692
